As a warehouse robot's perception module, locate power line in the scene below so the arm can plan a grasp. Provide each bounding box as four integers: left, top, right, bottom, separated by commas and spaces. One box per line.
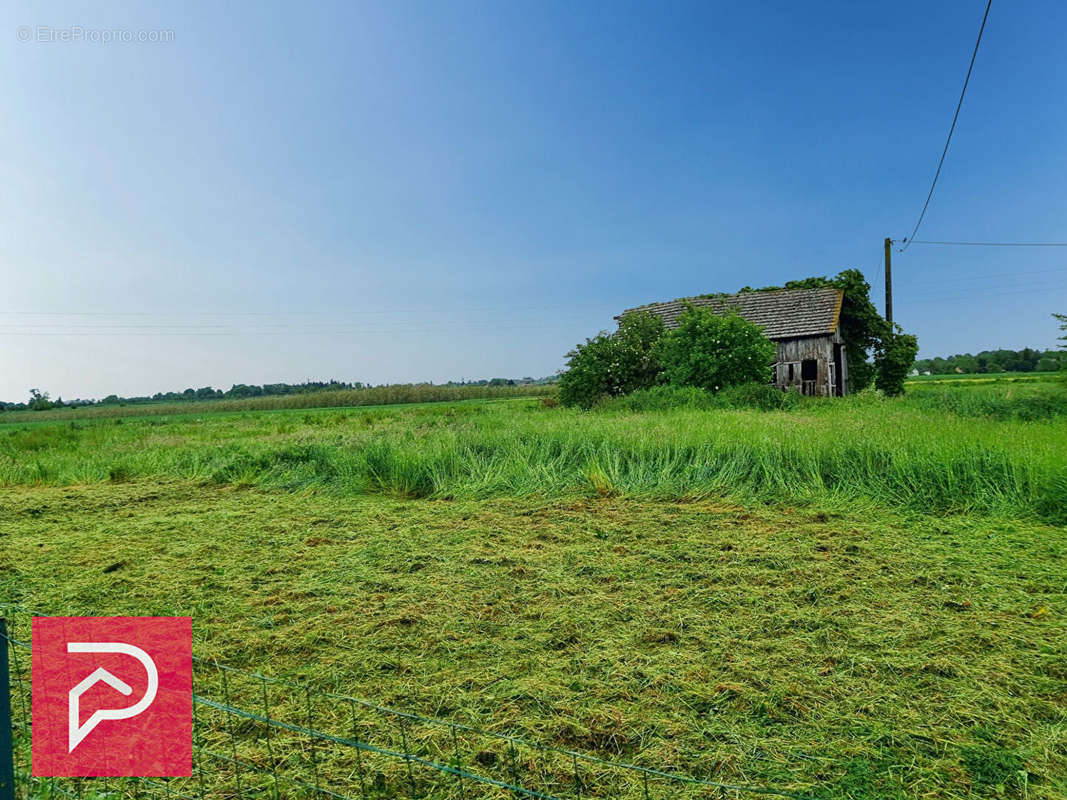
0, 322, 592, 337
899, 0, 992, 253
907, 240, 1067, 247
905, 280, 1067, 301
0, 316, 590, 330
905, 265, 1067, 287
908, 285, 1067, 304
0, 304, 597, 317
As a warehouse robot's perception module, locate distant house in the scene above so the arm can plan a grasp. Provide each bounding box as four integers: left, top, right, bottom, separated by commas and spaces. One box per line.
619, 286, 849, 397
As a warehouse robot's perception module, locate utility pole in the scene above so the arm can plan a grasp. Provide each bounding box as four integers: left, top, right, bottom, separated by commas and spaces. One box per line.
884, 237, 893, 325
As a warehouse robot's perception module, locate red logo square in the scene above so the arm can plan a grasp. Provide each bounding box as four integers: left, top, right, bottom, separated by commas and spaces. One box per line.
31, 617, 192, 777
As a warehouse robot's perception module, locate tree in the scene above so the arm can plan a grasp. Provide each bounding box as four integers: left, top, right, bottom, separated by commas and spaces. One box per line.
28, 389, 54, 411
874, 326, 919, 397
1056, 313, 1067, 351
558, 311, 665, 408
657, 306, 775, 392
1037, 356, 1059, 372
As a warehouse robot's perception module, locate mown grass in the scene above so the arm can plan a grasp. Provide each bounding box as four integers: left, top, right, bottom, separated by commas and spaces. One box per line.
1, 381, 1064, 797
1, 484, 1063, 798
0, 389, 1064, 522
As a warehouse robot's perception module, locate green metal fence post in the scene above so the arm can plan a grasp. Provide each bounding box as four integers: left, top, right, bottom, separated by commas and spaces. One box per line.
0, 618, 15, 800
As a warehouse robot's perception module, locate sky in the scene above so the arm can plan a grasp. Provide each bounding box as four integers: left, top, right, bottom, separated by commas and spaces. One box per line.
1, 0, 1065, 402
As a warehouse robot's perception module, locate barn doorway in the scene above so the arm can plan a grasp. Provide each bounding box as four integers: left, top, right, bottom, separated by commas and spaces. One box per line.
833, 344, 844, 396
800, 359, 817, 396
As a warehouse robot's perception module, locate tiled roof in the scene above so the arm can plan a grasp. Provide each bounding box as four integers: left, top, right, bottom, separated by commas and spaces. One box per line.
620, 287, 843, 340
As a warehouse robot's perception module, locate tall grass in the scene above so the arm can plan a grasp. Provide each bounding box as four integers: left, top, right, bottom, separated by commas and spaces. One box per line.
604, 378, 1067, 421
1, 396, 1064, 522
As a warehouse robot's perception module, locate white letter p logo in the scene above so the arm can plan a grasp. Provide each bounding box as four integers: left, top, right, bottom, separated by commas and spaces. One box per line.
67, 642, 159, 752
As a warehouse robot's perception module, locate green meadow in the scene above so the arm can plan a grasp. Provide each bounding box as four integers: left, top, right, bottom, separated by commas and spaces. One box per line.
1, 376, 1065, 798
0, 382, 554, 424
1, 382, 1065, 520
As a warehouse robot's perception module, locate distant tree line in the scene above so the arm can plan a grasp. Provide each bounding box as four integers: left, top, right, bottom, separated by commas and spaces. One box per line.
0, 375, 558, 412
913, 348, 1062, 375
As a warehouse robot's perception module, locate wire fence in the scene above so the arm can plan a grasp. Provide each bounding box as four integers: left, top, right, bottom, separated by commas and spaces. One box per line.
1, 606, 813, 800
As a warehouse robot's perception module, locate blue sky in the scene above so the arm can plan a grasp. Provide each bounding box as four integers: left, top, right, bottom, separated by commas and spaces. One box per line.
2, 1, 1065, 401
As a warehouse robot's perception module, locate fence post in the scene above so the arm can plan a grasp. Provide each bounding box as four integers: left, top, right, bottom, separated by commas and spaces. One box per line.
0, 618, 16, 800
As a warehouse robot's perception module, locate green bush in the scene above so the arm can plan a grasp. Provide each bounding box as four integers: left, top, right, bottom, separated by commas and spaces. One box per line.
875, 327, 920, 397
657, 306, 775, 392
558, 311, 664, 408
558, 332, 616, 409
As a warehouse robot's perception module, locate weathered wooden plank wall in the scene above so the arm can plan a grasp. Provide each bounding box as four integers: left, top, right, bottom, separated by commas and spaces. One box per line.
773, 335, 840, 396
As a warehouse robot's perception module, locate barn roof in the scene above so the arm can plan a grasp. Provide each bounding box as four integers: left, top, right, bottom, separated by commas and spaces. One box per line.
619, 286, 843, 340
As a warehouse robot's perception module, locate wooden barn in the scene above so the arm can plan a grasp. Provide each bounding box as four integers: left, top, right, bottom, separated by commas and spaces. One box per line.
620, 286, 849, 397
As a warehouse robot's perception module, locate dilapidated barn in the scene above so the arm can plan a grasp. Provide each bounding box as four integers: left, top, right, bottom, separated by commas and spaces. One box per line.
620, 286, 849, 396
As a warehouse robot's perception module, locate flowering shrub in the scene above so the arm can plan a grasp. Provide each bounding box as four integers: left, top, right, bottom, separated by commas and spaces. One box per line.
657, 306, 775, 392
559, 307, 776, 408
558, 311, 665, 408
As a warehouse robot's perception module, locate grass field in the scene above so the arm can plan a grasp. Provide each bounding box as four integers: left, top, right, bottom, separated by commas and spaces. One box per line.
2, 378, 1065, 798
1, 388, 1064, 520
0, 382, 554, 424
906, 371, 1061, 384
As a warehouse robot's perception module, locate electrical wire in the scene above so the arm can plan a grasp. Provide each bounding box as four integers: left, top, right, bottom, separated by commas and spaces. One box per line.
904, 265, 1067, 287
907, 285, 1067, 304
899, 0, 992, 252
0, 304, 598, 317
904, 280, 1067, 301
906, 240, 1067, 247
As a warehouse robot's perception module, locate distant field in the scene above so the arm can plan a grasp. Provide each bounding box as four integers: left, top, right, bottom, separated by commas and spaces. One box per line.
907, 370, 1061, 383
901, 373, 1066, 422
0, 382, 554, 423
2, 378, 1065, 798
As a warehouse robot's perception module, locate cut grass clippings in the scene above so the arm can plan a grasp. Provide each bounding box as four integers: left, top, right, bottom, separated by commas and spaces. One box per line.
1, 379, 1065, 798
0, 482, 1063, 798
